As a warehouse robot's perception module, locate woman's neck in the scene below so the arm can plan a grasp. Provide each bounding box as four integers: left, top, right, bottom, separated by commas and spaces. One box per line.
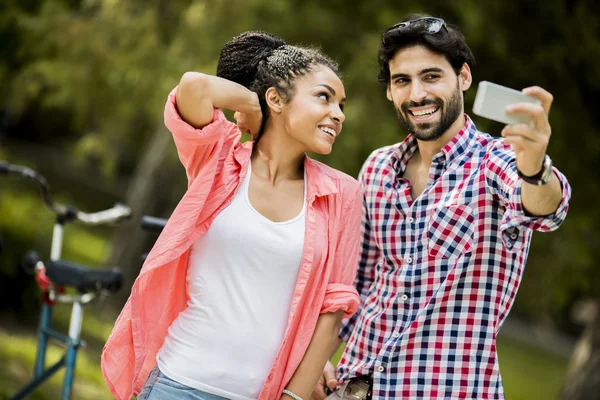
251, 128, 305, 184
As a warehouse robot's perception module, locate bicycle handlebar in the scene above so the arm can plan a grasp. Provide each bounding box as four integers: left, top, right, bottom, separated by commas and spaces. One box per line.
140, 215, 167, 233
1, 161, 54, 207
1, 161, 132, 225
77, 203, 132, 225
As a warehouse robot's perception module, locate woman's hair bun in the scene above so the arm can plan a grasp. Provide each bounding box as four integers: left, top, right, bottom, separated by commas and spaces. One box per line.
217, 31, 286, 88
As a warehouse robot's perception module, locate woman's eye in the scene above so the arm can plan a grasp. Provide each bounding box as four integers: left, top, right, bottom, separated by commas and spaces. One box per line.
317, 93, 329, 100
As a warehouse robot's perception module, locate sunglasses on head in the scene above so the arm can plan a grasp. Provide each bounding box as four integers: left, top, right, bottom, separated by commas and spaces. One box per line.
383, 17, 447, 36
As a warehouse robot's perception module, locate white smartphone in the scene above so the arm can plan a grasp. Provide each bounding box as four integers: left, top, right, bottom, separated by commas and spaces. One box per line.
472, 81, 541, 126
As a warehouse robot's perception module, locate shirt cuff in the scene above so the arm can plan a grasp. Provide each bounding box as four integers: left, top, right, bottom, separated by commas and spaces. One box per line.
164, 87, 228, 145
320, 283, 360, 319
500, 167, 571, 251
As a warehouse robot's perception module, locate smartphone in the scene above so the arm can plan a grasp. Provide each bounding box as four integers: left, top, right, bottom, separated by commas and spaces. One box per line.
472, 81, 541, 126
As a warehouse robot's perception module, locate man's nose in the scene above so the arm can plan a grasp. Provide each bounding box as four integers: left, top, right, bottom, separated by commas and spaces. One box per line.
410, 81, 427, 103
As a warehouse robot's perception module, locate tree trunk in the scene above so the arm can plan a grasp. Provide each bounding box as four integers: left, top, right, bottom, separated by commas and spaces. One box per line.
108, 124, 172, 307
560, 306, 600, 400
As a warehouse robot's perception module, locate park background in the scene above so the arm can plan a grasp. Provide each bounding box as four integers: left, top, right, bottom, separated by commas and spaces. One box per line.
1, 0, 599, 398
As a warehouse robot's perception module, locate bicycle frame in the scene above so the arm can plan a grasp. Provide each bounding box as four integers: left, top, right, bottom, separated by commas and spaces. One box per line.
2, 161, 129, 399
12, 218, 87, 400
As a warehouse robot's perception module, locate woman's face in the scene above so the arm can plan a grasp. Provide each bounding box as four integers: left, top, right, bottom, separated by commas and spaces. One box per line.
280, 66, 346, 155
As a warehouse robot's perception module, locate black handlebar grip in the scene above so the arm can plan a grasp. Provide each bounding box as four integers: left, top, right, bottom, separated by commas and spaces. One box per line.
22, 251, 42, 274
0, 161, 10, 175
140, 216, 167, 233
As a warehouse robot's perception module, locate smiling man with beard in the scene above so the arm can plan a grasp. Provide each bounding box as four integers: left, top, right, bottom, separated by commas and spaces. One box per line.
312, 13, 572, 400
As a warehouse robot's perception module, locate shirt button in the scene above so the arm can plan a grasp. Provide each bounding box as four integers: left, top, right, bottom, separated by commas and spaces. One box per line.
506, 242, 513, 248
401, 294, 409, 301
407, 216, 414, 223
406, 257, 413, 263
377, 366, 385, 372
392, 332, 400, 338
510, 233, 518, 239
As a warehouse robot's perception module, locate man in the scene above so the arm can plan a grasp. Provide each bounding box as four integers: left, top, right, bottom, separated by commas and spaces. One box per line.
313, 14, 571, 400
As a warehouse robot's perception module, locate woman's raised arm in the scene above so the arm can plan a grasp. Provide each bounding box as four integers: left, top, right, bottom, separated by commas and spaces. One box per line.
176, 71, 261, 131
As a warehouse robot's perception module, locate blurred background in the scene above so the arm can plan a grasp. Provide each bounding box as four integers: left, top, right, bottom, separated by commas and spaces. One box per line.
0, 0, 598, 398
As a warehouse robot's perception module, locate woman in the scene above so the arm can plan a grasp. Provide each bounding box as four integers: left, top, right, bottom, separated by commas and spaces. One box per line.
101, 31, 362, 400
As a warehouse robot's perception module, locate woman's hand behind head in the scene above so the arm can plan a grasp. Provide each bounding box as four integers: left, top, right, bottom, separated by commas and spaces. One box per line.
234, 104, 262, 140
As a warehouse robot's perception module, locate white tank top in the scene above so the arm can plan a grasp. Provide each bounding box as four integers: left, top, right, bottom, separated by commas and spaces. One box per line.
157, 163, 306, 400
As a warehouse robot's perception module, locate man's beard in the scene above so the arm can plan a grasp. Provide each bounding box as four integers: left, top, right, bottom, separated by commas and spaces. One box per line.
395, 82, 463, 142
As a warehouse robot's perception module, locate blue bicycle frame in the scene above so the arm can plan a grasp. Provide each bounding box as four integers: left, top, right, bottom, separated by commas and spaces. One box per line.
2, 161, 128, 400
11, 220, 91, 400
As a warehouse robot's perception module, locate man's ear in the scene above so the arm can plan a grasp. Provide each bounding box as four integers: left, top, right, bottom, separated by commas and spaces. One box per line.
386, 85, 393, 101
458, 62, 472, 91
265, 87, 283, 114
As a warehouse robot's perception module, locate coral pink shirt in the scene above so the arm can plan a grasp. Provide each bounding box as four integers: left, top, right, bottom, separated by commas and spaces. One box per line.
101, 88, 362, 400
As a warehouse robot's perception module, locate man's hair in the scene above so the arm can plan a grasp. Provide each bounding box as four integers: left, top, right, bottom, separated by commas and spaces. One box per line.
217, 31, 339, 134
377, 13, 475, 85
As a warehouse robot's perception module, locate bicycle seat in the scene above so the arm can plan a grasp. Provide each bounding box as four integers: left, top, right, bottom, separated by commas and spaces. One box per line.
45, 260, 123, 293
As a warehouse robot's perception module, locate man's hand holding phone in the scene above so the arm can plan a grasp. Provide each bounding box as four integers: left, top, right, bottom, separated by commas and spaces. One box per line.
501, 86, 553, 177
473, 81, 553, 178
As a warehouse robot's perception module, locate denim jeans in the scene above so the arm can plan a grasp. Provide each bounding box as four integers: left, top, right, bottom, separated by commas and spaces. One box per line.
137, 367, 230, 400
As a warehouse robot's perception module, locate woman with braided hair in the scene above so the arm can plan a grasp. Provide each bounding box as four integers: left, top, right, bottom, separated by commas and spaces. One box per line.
101, 31, 363, 400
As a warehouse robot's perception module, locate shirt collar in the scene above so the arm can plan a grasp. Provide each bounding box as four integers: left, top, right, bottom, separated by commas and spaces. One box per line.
234, 141, 338, 202
392, 113, 476, 172
439, 114, 477, 166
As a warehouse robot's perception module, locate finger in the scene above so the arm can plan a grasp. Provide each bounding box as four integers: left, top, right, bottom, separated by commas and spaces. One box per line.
324, 362, 338, 389
522, 86, 553, 115
233, 111, 241, 122
502, 128, 549, 152
237, 125, 249, 135
505, 103, 550, 132
502, 134, 530, 153
501, 124, 538, 142
312, 384, 328, 400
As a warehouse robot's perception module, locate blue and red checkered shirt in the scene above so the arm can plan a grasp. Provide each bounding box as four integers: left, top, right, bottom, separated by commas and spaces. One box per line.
337, 115, 571, 399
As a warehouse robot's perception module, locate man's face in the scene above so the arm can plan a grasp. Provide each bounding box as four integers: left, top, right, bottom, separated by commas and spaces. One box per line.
386, 45, 471, 141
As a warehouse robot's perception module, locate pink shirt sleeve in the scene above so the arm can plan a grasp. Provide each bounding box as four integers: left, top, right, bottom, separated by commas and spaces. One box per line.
320, 181, 362, 318
164, 87, 241, 182
101, 298, 136, 399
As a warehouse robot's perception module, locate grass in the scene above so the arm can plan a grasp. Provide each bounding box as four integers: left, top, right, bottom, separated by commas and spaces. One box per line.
0, 308, 114, 400
0, 316, 569, 400
496, 336, 567, 400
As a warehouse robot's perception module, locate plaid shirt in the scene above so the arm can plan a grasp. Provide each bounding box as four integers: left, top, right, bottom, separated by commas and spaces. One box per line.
337, 115, 571, 400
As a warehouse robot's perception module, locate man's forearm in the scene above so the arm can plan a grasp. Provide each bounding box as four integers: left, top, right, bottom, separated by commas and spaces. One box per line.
282, 311, 344, 400
521, 172, 563, 216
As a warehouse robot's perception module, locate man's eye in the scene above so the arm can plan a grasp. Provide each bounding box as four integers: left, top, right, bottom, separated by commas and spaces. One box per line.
425, 74, 440, 80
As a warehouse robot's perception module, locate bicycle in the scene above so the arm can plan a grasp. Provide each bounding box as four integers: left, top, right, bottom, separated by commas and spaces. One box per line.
139, 215, 167, 250
0, 161, 131, 400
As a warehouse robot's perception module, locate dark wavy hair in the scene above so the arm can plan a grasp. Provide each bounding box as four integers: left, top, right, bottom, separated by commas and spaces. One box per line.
216, 31, 339, 135
377, 13, 475, 85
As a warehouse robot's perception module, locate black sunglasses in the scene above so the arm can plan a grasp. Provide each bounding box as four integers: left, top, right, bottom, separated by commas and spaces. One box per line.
383, 17, 447, 36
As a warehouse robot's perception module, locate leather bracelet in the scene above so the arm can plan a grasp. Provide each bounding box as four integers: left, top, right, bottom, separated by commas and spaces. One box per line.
517, 154, 553, 186
282, 389, 304, 400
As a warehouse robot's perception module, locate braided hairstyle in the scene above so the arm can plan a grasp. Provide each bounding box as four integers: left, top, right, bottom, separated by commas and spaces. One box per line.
217, 31, 339, 135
